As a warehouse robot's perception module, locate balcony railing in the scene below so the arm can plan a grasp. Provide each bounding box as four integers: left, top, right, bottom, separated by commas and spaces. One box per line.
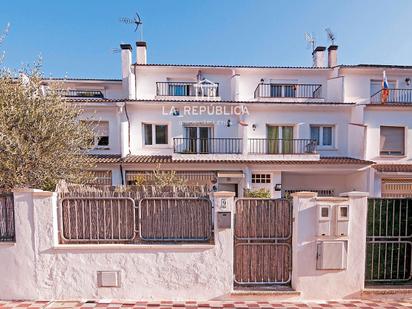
156, 82, 219, 97
56, 89, 104, 98
254, 83, 322, 99
248, 139, 317, 154
173, 138, 242, 154
370, 89, 412, 104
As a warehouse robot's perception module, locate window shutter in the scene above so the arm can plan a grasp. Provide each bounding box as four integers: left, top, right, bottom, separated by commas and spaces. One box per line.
380, 126, 404, 155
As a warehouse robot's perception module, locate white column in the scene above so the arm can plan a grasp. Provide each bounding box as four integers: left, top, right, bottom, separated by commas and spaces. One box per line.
292, 191, 369, 299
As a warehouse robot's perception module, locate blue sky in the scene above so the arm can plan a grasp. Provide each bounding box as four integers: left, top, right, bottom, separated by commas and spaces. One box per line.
1, 0, 411, 79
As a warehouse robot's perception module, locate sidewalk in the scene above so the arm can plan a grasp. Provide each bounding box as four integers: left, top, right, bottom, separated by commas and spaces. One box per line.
0, 300, 411, 309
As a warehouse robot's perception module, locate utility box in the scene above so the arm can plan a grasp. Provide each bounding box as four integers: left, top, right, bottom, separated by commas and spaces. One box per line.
97, 271, 120, 288
316, 241, 347, 270
217, 212, 231, 229
317, 204, 331, 236
336, 205, 349, 236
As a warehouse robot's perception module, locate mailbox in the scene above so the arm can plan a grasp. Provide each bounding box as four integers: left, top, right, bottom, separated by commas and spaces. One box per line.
317, 204, 331, 236
316, 241, 347, 270
335, 205, 349, 236
217, 212, 231, 229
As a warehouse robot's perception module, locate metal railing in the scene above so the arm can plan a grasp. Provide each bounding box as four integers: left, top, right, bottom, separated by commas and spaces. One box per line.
57, 89, 104, 98
365, 198, 412, 284
371, 89, 412, 104
254, 83, 322, 99
0, 194, 15, 242
59, 196, 213, 244
173, 138, 243, 154
248, 138, 317, 154
156, 82, 220, 97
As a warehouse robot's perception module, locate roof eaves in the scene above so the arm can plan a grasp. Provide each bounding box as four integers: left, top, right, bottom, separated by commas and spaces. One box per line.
134, 63, 331, 70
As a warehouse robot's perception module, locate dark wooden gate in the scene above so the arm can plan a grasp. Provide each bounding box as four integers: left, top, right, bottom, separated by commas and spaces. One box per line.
234, 198, 292, 286
365, 198, 412, 284
0, 193, 15, 242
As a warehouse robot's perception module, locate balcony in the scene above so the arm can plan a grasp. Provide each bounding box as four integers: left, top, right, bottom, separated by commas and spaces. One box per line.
248, 138, 317, 155
370, 89, 412, 104
173, 138, 242, 154
173, 138, 317, 155
254, 83, 322, 100
57, 89, 104, 98
156, 81, 220, 99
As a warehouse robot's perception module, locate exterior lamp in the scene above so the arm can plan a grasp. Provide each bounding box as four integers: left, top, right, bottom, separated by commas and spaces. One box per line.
406, 78, 411, 86
227, 119, 232, 127
252, 124, 257, 131
172, 108, 180, 116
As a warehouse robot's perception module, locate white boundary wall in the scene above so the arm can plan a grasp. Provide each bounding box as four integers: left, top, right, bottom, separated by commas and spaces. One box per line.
0, 189, 369, 301
0, 190, 233, 301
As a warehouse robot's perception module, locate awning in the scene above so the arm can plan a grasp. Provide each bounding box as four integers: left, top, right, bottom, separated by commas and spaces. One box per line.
217, 172, 244, 178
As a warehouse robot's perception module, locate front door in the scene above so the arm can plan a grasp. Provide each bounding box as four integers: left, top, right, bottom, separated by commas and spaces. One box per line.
218, 183, 238, 197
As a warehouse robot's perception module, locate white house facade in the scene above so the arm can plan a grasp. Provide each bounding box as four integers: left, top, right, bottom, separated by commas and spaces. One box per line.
46, 42, 412, 199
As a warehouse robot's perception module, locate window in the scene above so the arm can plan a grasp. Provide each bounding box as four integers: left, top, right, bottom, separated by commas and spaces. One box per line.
168, 84, 191, 96
155, 125, 168, 144
184, 126, 213, 153
370, 80, 396, 96
267, 125, 294, 154
143, 124, 168, 146
310, 125, 334, 147
380, 126, 405, 156
88, 170, 112, 186
270, 84, 296, 98
82, 120, 109, 147
143, 124, 152, 145
252, 174, 271, 184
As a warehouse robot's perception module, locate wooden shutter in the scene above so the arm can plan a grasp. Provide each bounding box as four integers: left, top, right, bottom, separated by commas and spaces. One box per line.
382, 178, 412, 198
380, 126, 404, 155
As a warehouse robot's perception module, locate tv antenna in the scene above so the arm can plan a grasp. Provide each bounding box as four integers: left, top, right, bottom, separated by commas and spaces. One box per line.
119, 12, 143, 40
304, 32, 316, 52
325, 28, 336, 45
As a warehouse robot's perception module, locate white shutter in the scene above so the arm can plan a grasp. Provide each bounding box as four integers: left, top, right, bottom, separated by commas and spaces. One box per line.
380, 126, 404, 155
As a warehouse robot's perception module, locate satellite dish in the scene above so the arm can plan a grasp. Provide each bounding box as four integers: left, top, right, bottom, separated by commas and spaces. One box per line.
304, 32, 316, 52
119, 12, 143, 40
325, 28, 336, 45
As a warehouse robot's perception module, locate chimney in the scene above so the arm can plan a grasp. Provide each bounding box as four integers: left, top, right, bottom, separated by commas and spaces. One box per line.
136, 41, 147, 65
312, 46, 326, 67
120, 43, 136, 99
327, 45, 338, 67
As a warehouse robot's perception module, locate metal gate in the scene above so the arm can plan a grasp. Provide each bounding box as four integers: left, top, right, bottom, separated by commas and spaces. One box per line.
234, 198, 292, 286
365, 198, 412, 284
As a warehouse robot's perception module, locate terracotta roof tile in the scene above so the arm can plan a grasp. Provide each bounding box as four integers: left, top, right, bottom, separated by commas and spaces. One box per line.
135, 63, 331, 70
66, 98, 354, 105
373, 164, 412, 173
83, 154, 122, 163
123, 155, 172, 163
83, 154, 373, 165
122, 155, 373, 165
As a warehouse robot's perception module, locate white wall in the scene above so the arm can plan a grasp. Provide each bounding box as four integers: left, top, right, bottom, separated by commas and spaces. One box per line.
364, 107, 412, 162
0, 189, 370, 301
0, 190, 233, 301
80, 106, 122, 156
282, 171, 368, 195
292, 192, 369, 299
246, 104, 352, 157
